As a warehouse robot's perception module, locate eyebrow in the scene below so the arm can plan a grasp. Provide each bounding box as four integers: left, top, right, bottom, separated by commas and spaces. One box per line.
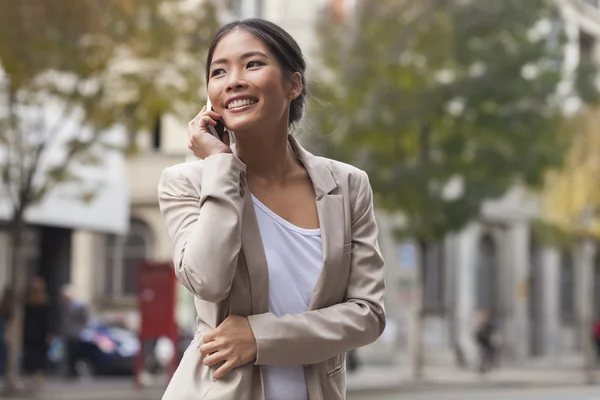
210, 51, 269, 68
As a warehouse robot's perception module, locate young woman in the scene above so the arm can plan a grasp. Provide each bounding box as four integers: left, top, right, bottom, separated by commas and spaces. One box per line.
158, 18, 386, 400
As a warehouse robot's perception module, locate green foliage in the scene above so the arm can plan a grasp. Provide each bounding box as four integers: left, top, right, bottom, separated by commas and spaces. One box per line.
0, 0, 220, 209
531, 218, 575, 250
0, 0, 221, 387
311, 0, 593, 241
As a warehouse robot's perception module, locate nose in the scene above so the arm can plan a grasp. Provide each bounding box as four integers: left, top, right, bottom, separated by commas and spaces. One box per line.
225, 67, 247, 92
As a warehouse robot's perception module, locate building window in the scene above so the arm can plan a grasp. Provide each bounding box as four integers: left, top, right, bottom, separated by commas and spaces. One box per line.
104, 219, 154, 298
559, 250, 575, 324
423, 241, 445, 313
475, 234, 497, 311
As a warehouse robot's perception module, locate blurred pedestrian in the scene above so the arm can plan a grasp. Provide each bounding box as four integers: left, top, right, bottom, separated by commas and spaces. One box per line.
0, 288, 13, 376
22, 276, 52, 393
158, 18, 386, 400
593, 319, 600, 359
474, 309, 500, 374
347, 349, 360, 373
59, 284, 88, 379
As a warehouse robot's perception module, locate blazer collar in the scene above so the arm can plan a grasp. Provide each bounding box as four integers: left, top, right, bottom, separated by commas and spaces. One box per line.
231, 135, 338, 197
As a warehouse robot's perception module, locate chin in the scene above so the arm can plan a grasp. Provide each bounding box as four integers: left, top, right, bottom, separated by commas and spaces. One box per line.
225, 118, 261, 134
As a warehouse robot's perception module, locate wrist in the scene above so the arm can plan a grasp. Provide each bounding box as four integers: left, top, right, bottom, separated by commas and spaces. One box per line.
207, 149, 233, 157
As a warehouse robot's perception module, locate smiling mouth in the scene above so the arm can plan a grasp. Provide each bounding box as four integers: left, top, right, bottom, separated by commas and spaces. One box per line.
226, 98, 258, 110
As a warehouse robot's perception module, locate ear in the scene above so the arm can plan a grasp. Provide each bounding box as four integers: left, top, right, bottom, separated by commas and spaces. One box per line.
288, 72, 303, 100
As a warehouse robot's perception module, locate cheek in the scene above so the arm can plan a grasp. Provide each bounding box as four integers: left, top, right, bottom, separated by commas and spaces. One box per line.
207, 81, 223, 110
261, 82, 291, 112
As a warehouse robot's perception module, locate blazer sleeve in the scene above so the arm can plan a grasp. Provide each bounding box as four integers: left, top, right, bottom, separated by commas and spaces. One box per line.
247, 170, 386, 365
158, 154, 247, 303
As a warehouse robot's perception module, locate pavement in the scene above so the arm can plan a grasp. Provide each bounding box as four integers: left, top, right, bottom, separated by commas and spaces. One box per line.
348, 385, 600, 400
0, 362, 598, 399
346, 363, 600, 393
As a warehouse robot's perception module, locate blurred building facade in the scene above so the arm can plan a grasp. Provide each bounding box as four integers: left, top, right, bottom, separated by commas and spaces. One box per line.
39, 0, 600, 372
0, 125, 129, 331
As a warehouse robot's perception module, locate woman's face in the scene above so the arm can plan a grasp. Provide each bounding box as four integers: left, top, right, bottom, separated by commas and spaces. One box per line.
207, 29, 295, 133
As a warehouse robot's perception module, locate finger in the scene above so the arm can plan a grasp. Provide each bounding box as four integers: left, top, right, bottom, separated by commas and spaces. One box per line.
199, 341, 220, 357
198, 115, 217, 128
189, 116, 217, 138
202, 110, 222, 120
204, 350, 228, 367
213, 359, 237, 380
202, 331, 216, 343
190, 106, 206, 123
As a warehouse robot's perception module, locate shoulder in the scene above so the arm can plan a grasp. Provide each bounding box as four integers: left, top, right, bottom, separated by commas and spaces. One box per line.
160, 160, 205, 183
158, 160, 205, 193
314, 156, 373, 221
316, 156, 370, 194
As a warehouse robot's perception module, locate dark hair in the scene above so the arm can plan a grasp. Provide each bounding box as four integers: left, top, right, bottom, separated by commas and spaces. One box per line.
205, 18, 307, 127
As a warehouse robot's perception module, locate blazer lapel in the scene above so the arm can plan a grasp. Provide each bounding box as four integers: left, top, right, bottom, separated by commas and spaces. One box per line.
309, 193, 344, 310
232, 143, 270, 315
241, 193, 270, 314
288, 138, 345, 311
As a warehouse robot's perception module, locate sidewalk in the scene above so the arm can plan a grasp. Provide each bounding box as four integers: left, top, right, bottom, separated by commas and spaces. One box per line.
0, 364, 598, 399
346, 363, 600, 393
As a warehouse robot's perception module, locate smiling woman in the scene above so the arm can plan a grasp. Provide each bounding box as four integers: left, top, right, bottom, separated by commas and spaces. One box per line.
158, 18, 386, 400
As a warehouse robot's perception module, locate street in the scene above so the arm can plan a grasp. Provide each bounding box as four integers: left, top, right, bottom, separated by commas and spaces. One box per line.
6, 380, 599, 400
348, 386, 600, 400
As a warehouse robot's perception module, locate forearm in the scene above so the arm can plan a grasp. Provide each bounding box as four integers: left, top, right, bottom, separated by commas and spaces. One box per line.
248, 300, 385, 365
159, 154, 247, 302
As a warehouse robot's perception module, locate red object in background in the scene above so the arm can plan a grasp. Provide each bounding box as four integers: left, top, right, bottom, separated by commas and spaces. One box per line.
136, 261, 179, 388
593, 321, 600, 339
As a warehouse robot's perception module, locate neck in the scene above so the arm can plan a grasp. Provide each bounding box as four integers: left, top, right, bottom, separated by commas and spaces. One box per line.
235, 127, 297, 184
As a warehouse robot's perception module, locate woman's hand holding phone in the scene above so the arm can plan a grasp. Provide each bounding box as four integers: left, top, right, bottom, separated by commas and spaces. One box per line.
188, 106, 232, 159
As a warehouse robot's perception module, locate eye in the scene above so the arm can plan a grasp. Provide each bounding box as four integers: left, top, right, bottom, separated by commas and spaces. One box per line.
211, 68, 225, 78
247, 60, 264, 69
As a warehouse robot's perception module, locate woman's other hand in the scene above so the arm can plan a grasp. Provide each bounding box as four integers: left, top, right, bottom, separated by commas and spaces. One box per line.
199, 315, 257, 379
188, 106, 232, 159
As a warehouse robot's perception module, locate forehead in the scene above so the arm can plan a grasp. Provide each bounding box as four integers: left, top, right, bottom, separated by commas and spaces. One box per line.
212, 29, 273, 61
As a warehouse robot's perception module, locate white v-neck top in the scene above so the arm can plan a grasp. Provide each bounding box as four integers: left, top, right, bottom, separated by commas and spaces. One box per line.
252, 195, 323, 400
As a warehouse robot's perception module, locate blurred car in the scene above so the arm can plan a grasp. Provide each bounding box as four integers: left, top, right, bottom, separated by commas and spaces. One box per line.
48, 319, 140, 376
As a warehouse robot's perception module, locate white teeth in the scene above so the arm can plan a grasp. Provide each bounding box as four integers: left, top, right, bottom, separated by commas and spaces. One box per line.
227, 98, 257, 109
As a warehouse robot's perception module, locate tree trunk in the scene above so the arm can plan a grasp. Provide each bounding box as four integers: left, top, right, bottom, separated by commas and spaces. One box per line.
582, 241, 596, 385
410, 239, 426, 381
3, 211, 27, 394
582, 315, 596, 385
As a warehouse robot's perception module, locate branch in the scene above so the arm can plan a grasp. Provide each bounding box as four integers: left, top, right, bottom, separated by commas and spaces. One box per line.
31, 129, 106, 203
43, 79, 84, 142
15, 140, 46, 215
4, 84, 20, 211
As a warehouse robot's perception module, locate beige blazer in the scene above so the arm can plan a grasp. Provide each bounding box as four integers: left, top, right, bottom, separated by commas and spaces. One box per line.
157, 136, 386, 400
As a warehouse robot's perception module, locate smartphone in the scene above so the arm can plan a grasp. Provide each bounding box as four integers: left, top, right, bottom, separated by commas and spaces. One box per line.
205, 98, 225, 140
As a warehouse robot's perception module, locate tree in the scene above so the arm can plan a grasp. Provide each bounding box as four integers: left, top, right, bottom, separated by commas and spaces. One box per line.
540, 104, 600, 384
0, 0, 219, 391
311, 0, 591, 379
